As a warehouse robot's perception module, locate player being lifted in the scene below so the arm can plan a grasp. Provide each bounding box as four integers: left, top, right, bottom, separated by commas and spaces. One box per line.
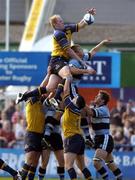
16, 7, 96, 105
48, 8, 96, 106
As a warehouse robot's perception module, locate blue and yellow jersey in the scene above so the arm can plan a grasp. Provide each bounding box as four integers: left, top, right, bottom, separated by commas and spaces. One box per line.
26, 98, 45, 133
51, 24, 78, 59
62, 94, 82, 138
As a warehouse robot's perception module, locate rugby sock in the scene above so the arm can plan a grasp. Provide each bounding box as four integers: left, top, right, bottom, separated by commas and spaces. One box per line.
82, 167, 93, 180
97, 167, 109, 180
67, 167, 77, 180
28, 166, 36, 180
57, 166, 65, 180
23, 87, 47, 99
54, 79, 66, 101
38, 166, 46, 180
21, 163, 31, 180
0, 158, 17, 177
113, 168, 123, 180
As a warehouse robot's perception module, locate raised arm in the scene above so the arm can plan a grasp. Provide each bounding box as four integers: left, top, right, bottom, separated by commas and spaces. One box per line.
78, 8, 96, 30
84, 105, 95, 118
63, 77, 71, 97
89, 38, 112, 58
40, 66, 52, 87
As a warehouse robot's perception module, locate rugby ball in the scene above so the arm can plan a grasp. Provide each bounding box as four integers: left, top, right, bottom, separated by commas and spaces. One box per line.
83, 13, 95, 25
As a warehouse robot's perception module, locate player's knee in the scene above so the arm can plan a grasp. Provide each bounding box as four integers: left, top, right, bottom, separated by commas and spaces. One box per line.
41, 160, 48, 168
65, 162, 73, 171
93, 157, 102, 168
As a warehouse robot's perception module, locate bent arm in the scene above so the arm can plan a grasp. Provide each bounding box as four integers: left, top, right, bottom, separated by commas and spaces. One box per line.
84, 105, 95, 117
70, 66, 96, 75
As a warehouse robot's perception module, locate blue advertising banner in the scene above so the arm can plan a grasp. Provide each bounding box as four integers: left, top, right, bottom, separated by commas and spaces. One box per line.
0, 52, 50, 86
0, 148, 135, 179
79, 52, 121, 88
0, 52, 120, 87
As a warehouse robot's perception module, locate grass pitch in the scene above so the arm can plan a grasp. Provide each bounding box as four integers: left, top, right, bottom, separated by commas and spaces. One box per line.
0, 178, 58, 180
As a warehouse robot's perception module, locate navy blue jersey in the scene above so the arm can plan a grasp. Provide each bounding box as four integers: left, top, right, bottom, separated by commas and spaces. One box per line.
62, 94, 82, 138
51, 24, 78, 58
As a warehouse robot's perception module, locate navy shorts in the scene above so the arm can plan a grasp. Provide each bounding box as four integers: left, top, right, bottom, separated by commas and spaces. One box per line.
49, 57, 69, 75
24, 131, 43, 153
50, 133, 63, 151
64, 134, 85, 155
94, 134, 114, 153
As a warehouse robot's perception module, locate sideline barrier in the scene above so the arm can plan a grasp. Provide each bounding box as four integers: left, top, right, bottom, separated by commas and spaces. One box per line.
0, 148, 135, 179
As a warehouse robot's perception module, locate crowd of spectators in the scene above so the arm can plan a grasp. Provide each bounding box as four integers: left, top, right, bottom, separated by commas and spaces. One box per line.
110, 99, 135, 151
0, 97, 135, 151
0, 99, 26, 149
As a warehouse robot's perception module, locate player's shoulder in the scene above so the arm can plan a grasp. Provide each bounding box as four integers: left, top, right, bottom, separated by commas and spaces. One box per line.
64, 24, 76, 31
96, 105, 107, 111
54, 30, 65, 39
96, 105, 110, 115
69, 59, 84, 69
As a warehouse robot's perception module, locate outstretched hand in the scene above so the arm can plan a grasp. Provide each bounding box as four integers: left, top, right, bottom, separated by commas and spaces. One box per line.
102, 37, 112, 43
87, 8, 96, 15
85, 138, 95, 149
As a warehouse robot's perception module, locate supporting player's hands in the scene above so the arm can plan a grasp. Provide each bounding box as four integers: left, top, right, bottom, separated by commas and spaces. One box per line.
80, 60, 88, 68
86, 67, 96, 75
85, 138, 95, 149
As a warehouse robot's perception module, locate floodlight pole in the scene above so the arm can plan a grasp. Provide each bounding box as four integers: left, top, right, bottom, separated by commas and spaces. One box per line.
5, 0, 10, 51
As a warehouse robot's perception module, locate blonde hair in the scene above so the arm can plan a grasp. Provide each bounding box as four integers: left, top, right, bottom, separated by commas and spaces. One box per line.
49, 14, 61, 28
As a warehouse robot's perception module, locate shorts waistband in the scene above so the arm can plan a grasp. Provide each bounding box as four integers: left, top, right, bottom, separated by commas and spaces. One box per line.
51, 56, 69, 61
